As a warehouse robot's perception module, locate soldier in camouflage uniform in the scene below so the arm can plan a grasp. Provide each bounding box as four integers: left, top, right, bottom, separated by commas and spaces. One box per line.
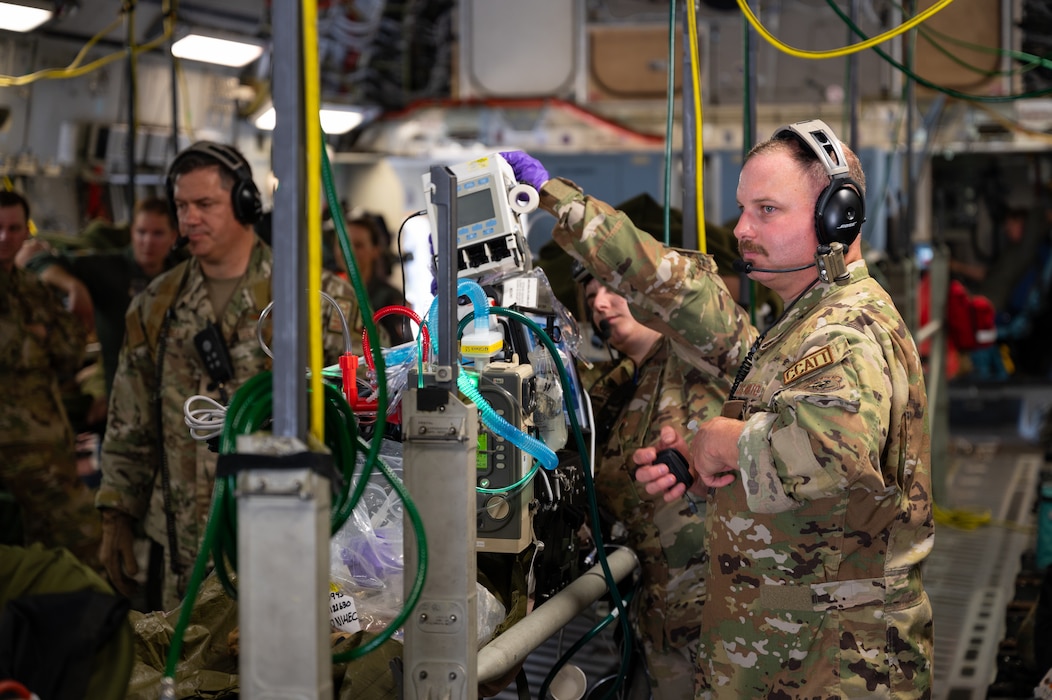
0, 190, 100, 568
580, 262, 733, 700
96, 142, 368, 612
503, 120, 934, 700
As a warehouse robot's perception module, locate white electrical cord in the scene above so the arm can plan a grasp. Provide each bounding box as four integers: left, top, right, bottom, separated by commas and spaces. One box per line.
581, 386, 596, 477
256, 290, 354, 359
537, 467, 555, 503
183, 394, 228, 441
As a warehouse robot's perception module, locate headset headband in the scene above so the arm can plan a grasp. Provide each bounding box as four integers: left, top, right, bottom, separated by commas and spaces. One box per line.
775, 120, 850, 180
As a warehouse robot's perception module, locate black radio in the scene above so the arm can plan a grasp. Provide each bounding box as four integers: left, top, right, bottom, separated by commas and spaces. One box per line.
193, 322, 234, 387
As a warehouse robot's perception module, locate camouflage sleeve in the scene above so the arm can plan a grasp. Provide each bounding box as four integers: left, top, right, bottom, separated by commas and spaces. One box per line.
541, 177, 756, 376
737, 326, 893, 514
24, 274, 85, 376
96, 297, 159, 520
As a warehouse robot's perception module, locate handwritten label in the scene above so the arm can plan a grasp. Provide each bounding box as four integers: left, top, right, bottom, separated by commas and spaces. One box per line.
329, 582, 361, 634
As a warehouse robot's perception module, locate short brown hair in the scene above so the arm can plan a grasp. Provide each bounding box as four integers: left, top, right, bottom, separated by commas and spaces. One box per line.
0, 190, 29, 221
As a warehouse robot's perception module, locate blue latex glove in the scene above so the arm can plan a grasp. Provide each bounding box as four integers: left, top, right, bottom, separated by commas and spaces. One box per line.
500, 151, 550, 191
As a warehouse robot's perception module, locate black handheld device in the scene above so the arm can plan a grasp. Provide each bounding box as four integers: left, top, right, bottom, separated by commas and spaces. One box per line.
193, 323, 234, 386
653, 448, 694, 489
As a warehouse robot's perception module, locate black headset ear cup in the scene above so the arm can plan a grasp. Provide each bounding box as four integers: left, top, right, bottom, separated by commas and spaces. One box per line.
815, 177, 864, 247
231, 178, 263, 226
166, 142, 263, 227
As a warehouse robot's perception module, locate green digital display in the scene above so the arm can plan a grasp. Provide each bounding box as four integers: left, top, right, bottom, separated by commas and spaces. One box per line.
476, 433, 488, 470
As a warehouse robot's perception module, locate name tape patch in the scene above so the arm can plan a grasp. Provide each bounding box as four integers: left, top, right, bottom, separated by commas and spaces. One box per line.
784, 345, 835, 384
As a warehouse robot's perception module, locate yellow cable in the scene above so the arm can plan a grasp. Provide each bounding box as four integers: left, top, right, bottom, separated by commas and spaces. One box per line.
687, 0, 705, 253
303, 0, 324, 442
933, 502, 991, 530
0, 12, 173, 87
932, 502, 1033, 533
174, 59, 196, 142
736, 0, 955, 60
67, 16, 124, 72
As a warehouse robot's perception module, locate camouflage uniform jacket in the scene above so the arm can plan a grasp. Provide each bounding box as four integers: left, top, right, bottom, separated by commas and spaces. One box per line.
96, 238, 364, 569
587, 336, 719, 654
543, 178, 934, 699
0, 266, 85, 447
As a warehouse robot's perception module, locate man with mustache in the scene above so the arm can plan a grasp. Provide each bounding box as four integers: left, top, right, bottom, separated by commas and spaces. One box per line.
502, 120, 933, 699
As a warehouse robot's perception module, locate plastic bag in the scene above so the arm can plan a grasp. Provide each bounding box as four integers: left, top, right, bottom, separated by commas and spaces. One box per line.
528, 345, 568, 450
329, 439, 506, 645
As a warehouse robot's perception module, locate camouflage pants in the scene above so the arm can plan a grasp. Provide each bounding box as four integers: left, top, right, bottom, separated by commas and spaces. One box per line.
640, 632, 698, 700
0, 441, 102, 572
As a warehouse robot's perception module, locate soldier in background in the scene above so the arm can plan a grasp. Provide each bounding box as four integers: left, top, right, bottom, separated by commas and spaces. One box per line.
331, 214, 411, 344
503, 119, 934, 700
576, 260, 728, 700
0, 190, 99, 567
96, 142, 364, 611
17, 196, 181, 429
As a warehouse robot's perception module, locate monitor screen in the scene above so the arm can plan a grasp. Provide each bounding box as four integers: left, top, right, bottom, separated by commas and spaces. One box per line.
457, 188, 496, 229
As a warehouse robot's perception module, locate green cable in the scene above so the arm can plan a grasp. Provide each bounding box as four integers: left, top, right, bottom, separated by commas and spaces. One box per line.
741, 13, 758, 328
825, 0, 1052, 102
332, 434, 429, 662
321, 142, 388, 532
456, 308, 633, 699
162, 460, 227, 683
164, 372, 405, 683
476, 462, 540, 495
662, 0, 676, 247
917, 24, 1044, 81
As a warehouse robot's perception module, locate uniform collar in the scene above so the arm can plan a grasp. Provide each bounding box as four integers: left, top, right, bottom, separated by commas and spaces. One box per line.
759, 259, 871, 351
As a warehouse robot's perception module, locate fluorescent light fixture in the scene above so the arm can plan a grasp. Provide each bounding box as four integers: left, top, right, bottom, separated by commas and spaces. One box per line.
0, 1, 53, 32
253, 107, 276, 131
253, 104, 379, 135
171, 31, 264, 68
320, 107, 368, 135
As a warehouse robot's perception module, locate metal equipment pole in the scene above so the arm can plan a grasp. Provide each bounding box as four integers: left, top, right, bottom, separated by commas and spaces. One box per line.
237, 2, 332, 698
403, 165, 479, 700
477, 548, 639, 683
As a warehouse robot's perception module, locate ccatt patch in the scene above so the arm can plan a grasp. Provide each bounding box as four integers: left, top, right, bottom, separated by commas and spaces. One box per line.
783, 345, 835, 384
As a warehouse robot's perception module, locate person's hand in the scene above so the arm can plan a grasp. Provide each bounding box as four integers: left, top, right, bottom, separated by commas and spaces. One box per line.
99, 509, 139, 597
14, 238, 50, 268
688, 416, 745, 489
634, 425, 697, 502
499, 151, 550, 191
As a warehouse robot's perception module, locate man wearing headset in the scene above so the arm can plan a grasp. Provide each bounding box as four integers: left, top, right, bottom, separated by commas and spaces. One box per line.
96, 142, 365, 611
502, 121, 933, 699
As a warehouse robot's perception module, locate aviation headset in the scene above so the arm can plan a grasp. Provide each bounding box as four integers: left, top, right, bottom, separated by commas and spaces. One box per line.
773, 119, 866, 247
165, 141, 263, 226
